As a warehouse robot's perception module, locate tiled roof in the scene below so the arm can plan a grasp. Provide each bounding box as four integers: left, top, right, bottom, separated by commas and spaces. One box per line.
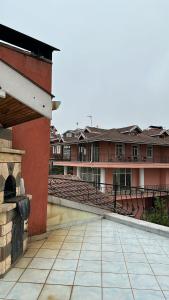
84, 126, 108, 133
117, 125, 142, 133
48, 175, 130, 215
142, 128, 169, 137
52, 125, 169, 146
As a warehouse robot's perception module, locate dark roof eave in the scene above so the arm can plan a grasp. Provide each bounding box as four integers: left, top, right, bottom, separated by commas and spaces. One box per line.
60, 138, 169, 147
0, 24, 60, 61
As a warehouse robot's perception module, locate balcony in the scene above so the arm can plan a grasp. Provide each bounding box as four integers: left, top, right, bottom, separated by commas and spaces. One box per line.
52, 152, 169, 164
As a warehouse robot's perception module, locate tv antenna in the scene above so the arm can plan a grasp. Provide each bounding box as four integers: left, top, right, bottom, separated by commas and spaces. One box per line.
87, 115, 93, 127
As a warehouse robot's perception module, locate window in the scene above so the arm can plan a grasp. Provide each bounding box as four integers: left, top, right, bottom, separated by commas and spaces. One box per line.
113, 169, 132, 189
80, 167, 100, 187
132, 145, 139, 159
53, 146, 57, 154
56, 145, 61, 155
115, 144, 124, 158
78, 145, 87, 161
147, 145, 153, 158
92, 143, 99, 162
63, 145, 71, 160
66, 132, 73, 138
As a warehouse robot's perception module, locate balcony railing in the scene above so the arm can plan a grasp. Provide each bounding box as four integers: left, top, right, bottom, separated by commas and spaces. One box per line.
51, 153, 169, 163
51, 154, 71, 161
48, 176, 169, 226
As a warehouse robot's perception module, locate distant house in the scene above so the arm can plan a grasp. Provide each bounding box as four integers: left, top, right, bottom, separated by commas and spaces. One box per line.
50, 125, 169, 190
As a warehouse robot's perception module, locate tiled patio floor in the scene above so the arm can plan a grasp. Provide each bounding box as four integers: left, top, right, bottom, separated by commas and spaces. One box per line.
1, 219, 169, 299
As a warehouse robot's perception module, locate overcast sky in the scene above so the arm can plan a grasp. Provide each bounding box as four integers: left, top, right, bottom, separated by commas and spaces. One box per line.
1, 0, 169, 133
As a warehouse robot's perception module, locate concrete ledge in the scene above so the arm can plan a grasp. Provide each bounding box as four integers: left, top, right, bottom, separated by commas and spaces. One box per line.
0, 148, 25, 155
49, 195, 169, 239
105, 212, 169, 238
48, 195, 108, 216
47, 216, 102, 232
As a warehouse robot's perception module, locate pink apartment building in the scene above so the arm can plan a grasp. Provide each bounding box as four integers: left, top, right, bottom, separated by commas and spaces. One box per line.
50, 125, 169, 191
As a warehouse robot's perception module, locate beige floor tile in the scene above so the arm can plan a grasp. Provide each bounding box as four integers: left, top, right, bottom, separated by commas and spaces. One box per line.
38, 284, 72, 300
70, 225, 86, 231
82, 243, 101, 251
14, 257, 32, 269
65, 236, 83, 243
24, 248, 38, 258
47, 270, 75, 285
61, 242, 82, 250
0, 281, 15, 298
28, 257, 54, 269
19, 268, 49, 283
6, 282, 43, 300
1, 268, 23, 282
41, 241, 62, 249
50, 229, 69, 236
80, 251, 101, 261
67, 231, 84, 237
35, 248, 59, 259
74, 271, 101, 287
71, 286, 102, 300
28, 240, 45, 249
77, 260, 101, 272
58, 250, 80, 260
53, 259, 78, 271
47, 235, 65, 242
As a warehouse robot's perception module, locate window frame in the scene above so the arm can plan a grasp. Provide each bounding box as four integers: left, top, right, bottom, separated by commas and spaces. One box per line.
132, 144, 139, 159
115, 143, 125, 158
147, 145, 153, 159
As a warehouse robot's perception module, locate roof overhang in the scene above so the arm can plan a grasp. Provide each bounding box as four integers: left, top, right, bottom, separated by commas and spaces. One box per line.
0, 60, 54, 128
0, 24, 60, 61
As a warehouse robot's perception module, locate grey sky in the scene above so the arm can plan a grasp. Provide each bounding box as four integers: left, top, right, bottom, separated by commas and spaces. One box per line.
2, 0, 169, 133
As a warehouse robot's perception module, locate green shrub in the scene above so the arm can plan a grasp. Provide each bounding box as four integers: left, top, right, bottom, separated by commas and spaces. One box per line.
143, 197, 169, 226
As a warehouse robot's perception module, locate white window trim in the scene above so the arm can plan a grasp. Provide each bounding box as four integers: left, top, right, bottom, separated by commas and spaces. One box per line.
132, 144, 140, 158
115, 143, 125, 158
147, 145, 153, 158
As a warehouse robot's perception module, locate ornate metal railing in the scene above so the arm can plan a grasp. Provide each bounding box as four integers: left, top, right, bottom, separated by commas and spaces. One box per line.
48, 176, 169, 226
51, 153, 169, 164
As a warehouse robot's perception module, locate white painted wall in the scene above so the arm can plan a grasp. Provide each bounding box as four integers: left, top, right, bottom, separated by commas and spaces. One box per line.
0, 60, 52, 119
64, 166, 68, 175
77, 167, 81, 178
100, 168, 106, 193
139, 168, 144, 188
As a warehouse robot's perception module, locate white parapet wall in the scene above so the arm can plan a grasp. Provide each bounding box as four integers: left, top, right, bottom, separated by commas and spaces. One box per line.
48, 195, 169, 238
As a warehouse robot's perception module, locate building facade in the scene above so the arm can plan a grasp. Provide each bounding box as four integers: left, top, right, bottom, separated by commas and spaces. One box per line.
0, 24, 60, 236
50, 125, 169, 190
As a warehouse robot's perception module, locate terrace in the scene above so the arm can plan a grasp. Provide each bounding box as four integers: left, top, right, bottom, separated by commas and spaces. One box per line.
1, 176, 169, 299
1, 218, 169, 299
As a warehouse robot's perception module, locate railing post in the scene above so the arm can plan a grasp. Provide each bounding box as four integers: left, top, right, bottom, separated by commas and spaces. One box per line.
114, 184, 117, 211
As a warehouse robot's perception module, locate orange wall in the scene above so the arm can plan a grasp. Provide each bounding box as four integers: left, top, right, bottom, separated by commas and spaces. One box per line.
144, 169, 161, 186
105, 169, 113, 185
132, 169, 139, 186
1, 44, 52, 236
71, 145, 78, 161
